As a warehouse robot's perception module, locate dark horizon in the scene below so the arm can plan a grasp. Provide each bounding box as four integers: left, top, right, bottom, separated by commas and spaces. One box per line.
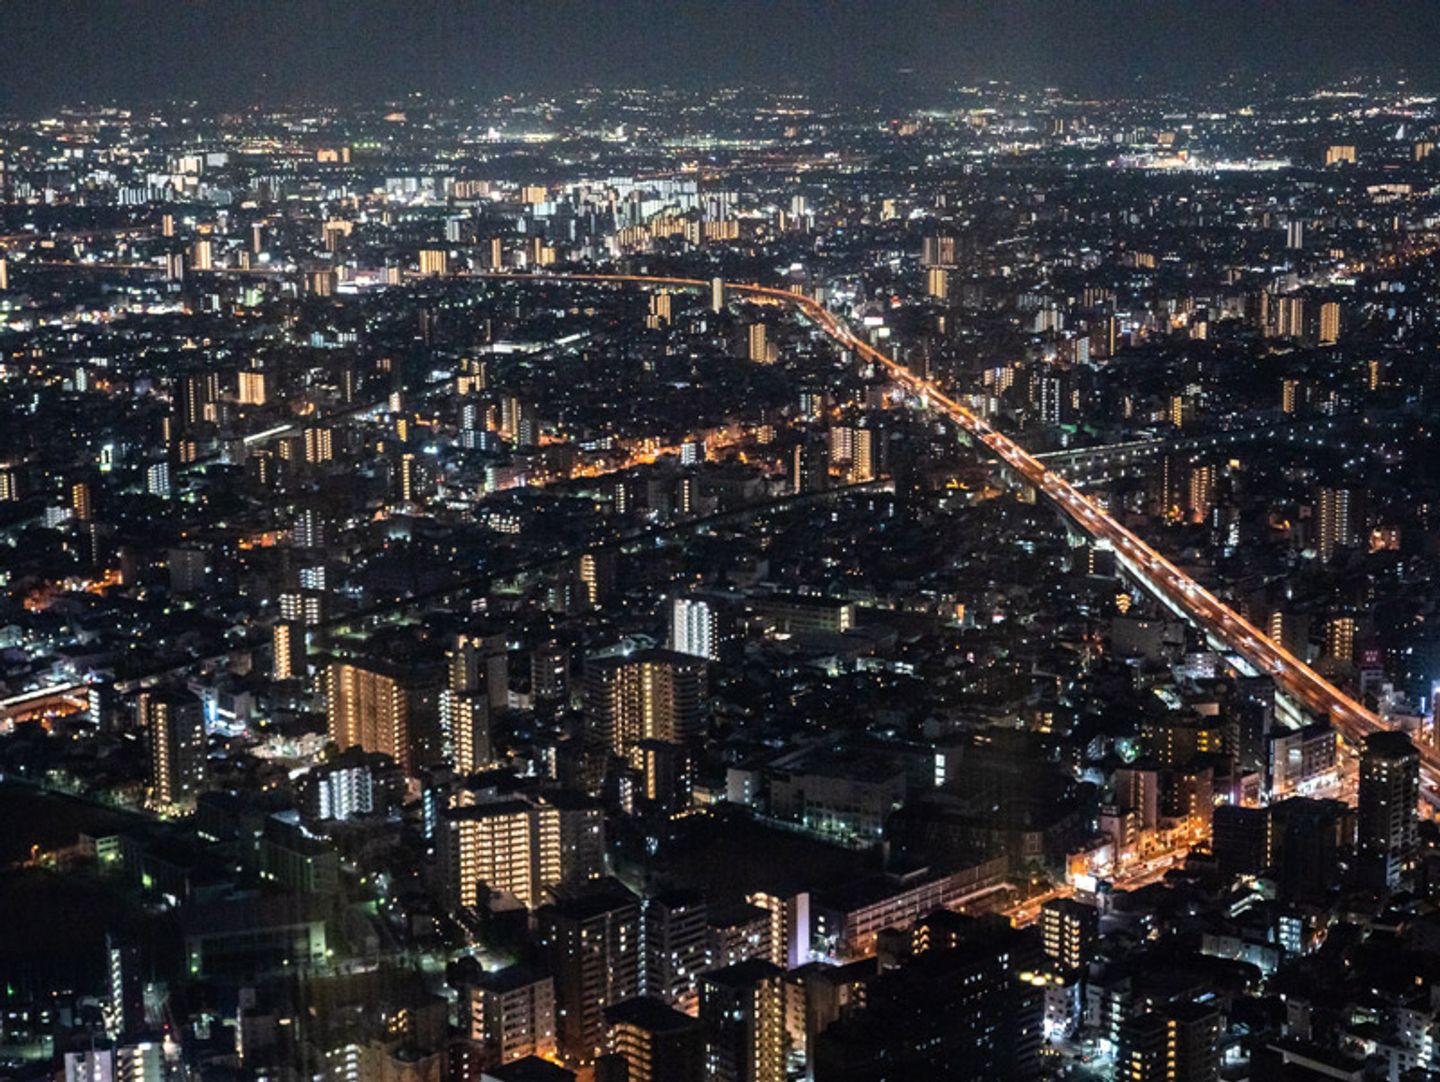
4, 0, 1440, 113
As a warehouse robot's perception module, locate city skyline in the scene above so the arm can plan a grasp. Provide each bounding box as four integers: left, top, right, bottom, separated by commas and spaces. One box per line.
5, 9, 1440, 1082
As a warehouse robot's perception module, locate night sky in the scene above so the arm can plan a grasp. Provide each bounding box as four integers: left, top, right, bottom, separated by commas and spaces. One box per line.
3, 0, 1439, 111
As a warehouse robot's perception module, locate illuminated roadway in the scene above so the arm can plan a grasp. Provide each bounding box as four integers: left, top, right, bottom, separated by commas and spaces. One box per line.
451, 270, 1433, 801
21, 257, 1432, 800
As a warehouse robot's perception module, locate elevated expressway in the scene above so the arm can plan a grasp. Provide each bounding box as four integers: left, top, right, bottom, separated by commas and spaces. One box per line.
14, 259, 1425, 798
459, 271, 1426, 799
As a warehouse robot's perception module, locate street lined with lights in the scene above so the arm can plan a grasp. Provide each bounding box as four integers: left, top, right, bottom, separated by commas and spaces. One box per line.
463, 269, 1426, 804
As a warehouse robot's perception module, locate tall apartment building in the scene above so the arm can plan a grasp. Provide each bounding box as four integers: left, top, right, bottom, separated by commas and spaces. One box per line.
141, 688, 207, 813
642, 888, 709, 1013
462, 965, 557, 1067
537, 879, 643, 1067
699, 960, 787, 1082
325, 659, 441, 774
603, 997, 703, 1082
583, 649, 707, 756
1358, 731, 1420, 892
445, 793, 605, 910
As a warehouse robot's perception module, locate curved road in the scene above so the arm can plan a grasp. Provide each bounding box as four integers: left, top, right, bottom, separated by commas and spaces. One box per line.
457, 270, 1421, 796
18, 258, 1423, 796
